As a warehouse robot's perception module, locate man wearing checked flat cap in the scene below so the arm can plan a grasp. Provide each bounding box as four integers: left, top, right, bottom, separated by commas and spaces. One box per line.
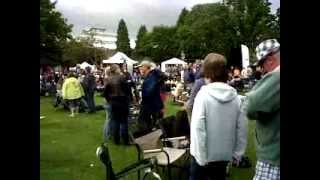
246, 39, 280, 180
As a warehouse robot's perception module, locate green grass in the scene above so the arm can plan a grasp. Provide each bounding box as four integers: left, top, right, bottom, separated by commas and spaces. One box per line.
40, 95, 256, 180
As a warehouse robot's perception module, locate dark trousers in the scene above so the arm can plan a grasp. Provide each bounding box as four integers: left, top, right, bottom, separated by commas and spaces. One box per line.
112, 120, 129, 144
85, 92, 96, 112
67, 98, 80, 109
110, 97, 129, 144
190, 156, 228, 180
137, 107, 163, 136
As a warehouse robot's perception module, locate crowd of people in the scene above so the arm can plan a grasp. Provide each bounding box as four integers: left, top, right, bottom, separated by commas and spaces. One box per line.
40, 38, 280, 180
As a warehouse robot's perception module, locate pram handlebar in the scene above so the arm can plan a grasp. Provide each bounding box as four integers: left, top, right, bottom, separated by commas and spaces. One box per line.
161, 136, 187, 141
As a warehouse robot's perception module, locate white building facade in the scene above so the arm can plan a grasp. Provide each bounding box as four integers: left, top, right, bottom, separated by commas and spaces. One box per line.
79, 27, 136, 50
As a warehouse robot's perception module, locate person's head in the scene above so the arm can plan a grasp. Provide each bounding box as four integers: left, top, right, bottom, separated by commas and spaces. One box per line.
233, 68, 241, 77
203, 53, 228, 84
85, 66, 92, 74
197, 65, 204, 78
122, 63, 128, 72
109, 64, 121, 76
79, 69, 85, 75
67, 71, 76, 78
183, 64, 189, 70
138, 60, 153, 77
255, 39, 280, 74
196, 64, 201, 71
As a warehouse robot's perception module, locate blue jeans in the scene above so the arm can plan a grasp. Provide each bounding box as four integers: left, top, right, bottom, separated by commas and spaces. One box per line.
112, 120, 129, 144
190, 156, 228, 180
104, 103, 130, 143
85, 92, 96, 112
103, 104, 113, 141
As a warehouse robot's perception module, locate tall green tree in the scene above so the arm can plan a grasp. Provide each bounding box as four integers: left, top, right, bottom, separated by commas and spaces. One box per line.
140, 26, 179, 63
176, 3, 233, 60
40, 0, 73, 65
176, 8, 189, 27
224, 0, 279, 63
276, 8, 280, 27
275, 7, 280, 42
133, 25, 147, 59
135, 1, 278, 65
226, 0, 277, 49
116, 19, 131, 56
176, 8, 190, 57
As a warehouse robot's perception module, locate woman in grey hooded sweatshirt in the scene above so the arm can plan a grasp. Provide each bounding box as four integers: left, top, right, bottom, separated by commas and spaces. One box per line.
190, 53, 247, 180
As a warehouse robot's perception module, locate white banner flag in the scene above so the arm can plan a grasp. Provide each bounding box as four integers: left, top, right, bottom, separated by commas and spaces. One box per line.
241, 44, 250, 68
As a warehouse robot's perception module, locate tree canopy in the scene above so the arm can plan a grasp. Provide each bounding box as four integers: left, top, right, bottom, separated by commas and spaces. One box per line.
116, 19, 131, 56
133, 25, 148, 59
134, 0, 279, 65
40, 0, 73, 65
61, 38, 107, 66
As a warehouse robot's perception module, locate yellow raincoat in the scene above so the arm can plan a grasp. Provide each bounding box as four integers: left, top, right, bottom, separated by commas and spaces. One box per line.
62, 77, 85, 100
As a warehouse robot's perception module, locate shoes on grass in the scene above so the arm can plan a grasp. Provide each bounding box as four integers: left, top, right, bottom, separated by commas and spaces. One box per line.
232, 156, 252, 168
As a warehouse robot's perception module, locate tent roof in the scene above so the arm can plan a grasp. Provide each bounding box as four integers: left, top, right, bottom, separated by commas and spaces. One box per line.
102, 52, 137, 64
161, 58, 187, 65
80, 61, 94, 69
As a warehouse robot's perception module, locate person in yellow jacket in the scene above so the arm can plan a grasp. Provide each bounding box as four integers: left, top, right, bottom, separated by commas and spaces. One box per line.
62, 72, 85, 117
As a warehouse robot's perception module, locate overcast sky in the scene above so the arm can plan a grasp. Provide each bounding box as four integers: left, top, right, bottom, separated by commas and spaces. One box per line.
53, 0, 280, 39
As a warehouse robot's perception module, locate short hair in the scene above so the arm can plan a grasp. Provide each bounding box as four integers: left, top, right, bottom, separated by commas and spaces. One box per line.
139, 60, 153, 69
67, 72, 76, 78
203, 53, 228, 83
85, 66, 91, 73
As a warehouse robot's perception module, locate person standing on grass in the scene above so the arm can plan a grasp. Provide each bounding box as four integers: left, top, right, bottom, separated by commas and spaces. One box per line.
62, 72, 85, 117
103, 64, 131, 145
103, 66, 113, 140
190, 53, 246, 180
183, 64, 195, 92
246, 39, 280, 180
83, 66, 96, 113
185, 66, 205, 124
121, 63, 140, 105
137, 60, 164, 135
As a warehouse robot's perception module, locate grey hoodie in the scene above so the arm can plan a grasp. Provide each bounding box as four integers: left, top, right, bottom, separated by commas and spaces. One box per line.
190, 82, 247, 166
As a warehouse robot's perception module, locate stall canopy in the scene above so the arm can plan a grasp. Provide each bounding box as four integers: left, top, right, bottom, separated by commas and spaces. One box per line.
102, 52, 138, 74
161, 57, 187, 72
79, 61, 95, 70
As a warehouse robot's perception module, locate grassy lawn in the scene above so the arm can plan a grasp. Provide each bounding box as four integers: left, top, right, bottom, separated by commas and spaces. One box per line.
40, 95, 256, 180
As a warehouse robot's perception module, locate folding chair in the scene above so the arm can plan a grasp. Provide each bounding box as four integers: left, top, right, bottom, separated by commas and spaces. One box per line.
134, 129, 189, 180
96, 142, 161, 180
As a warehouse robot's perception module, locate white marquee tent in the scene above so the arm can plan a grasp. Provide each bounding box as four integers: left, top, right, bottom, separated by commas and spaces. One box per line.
79, 61, 95, 70
102, 52, 138, 74
161, 57, 187, 72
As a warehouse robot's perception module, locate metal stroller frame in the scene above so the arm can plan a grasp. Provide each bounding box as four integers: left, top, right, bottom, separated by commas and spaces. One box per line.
98, 104, 190, 180
96, 142, 161, 180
